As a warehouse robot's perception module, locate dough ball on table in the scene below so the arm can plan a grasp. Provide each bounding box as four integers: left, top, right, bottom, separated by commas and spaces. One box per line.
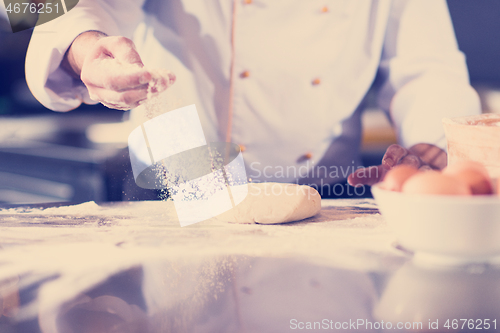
217, 183, 321, 224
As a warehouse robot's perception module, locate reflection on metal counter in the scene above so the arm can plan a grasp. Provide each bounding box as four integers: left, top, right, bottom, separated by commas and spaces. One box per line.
375, 261, 500, 332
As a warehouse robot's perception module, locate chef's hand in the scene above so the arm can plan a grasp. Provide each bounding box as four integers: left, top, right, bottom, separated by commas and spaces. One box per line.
62, 31, 175, 110
347, 143, 447, 186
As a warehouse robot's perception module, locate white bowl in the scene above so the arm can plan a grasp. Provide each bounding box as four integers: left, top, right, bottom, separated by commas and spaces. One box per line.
372, 184, 500, 261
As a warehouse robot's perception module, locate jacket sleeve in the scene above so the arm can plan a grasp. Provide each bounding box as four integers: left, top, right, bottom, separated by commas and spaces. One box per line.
376, 0, 481, 150
25, 0, 146, 111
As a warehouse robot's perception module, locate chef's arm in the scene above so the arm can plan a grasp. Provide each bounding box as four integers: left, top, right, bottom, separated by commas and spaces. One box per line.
348, 0, 480, 186
376, 0, 480, 149
25, 0, 149, 111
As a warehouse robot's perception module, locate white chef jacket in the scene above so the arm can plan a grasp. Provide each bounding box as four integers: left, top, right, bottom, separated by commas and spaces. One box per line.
25, 0, 481, 184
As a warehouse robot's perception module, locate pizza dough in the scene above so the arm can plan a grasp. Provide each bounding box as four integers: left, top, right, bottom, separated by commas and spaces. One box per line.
217, 183, 321, 224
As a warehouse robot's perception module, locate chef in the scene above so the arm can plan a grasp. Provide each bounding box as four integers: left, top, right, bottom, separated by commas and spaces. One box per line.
25, 0, 481, 197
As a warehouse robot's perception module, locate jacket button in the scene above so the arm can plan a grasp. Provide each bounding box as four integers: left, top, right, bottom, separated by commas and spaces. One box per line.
312, 78, 321, 85
297, 152, 313, 163
244, 0, 253, 4
321, 6, 329, 13
240, 70, 250, 78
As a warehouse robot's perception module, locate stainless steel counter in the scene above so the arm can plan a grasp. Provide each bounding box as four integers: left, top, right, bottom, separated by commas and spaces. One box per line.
0, 200, 498, 332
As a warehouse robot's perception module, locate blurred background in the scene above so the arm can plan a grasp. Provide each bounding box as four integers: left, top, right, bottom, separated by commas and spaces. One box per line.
0, 0, 499, 204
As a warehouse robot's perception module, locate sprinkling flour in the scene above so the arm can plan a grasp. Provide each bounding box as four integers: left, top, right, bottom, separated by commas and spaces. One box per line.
143, 68, 180, 120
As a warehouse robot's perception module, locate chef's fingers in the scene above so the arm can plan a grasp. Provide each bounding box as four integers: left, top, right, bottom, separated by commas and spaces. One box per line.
408, 144, 447, 170
148, 71, 176, 95
82, 63, 151, 92
399, 154, 422, 168
381, 144, 408, 169
88, 86, 148, 110
94, 36, 144, 67
105, 70, 151, 92
347, 165, 387, 186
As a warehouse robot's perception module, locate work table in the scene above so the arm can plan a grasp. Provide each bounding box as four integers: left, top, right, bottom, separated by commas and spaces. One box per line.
0, 200, 498, 332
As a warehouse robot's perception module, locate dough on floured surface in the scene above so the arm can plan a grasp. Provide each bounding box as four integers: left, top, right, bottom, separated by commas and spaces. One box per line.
217, 183, 321, 224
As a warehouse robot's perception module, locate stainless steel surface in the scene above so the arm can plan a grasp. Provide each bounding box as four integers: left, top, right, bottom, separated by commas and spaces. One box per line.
0, 200, 498, 332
